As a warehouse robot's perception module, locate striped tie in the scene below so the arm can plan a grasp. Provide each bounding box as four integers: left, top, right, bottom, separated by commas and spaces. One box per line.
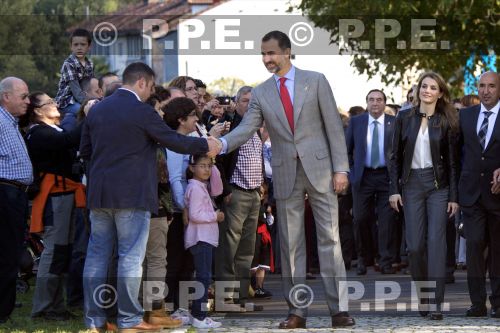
478, 111, 493, 150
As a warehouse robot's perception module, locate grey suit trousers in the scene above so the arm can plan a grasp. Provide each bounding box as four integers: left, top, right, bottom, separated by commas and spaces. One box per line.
402, 168, 448, 306
277, 160, 347, 318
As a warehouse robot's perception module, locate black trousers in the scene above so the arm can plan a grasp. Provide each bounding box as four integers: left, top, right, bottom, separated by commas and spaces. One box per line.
338, 191, 355, 267
463, 197, 500, 308
0, 184, 28, 318
446, 216, 456, 276
352, 169, 398, 269
165, 213, 193, 310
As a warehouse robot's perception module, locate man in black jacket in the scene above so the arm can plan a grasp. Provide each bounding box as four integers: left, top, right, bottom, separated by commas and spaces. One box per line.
460, 71, 500, 318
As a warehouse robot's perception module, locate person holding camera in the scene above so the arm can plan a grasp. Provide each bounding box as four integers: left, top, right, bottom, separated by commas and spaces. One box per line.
23, 92, 84, 321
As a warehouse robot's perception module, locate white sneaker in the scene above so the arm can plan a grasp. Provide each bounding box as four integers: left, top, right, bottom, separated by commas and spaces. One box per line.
192, 317, 222, 329
171, 308, 193, 325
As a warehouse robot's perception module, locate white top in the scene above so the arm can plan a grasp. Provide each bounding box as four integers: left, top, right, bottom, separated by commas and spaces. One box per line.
476, 100, 500, 150
411, 126, 433, 169
365, 113, 385, 167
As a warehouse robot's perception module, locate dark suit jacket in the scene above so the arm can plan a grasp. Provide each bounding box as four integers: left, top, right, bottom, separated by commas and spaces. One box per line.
346, 112, 395, 191
80, 89, 208, 213
458, 104, 500, 207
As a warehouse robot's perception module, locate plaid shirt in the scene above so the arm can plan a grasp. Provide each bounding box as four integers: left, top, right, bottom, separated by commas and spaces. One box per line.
0, 106, 33, 184
230, 132, 263, 190
55, 54, 94, 109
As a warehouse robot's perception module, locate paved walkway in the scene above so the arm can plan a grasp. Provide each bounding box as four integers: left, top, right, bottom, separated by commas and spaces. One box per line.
167, 316, 500, 332
167, 269, 500, 332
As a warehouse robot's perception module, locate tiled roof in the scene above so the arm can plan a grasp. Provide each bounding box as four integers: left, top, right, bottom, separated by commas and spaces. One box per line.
77, 0, 222, 36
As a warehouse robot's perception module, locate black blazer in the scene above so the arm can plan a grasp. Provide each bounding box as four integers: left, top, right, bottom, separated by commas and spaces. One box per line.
346, 112, 395, 191
25, 122, 82, 181
458, 104, 500, 207
388, 107, 459, 202
80, 89, 208, 213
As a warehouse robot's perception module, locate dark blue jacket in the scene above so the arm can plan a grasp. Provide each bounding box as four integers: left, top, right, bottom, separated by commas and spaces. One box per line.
80, 88, 208, 213
346, 112, 395, 191
459, 104, 500, 207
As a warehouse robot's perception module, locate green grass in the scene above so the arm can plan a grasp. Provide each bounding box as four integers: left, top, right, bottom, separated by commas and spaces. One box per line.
0, 278, 89, 333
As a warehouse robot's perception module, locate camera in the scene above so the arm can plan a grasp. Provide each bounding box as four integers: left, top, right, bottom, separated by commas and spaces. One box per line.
216, 96, 232, 105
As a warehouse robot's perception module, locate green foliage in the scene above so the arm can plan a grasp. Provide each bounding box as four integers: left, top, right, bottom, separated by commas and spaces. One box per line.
298, 0, 499, 94
207, 77, 248, 96
0, 0, 135, 95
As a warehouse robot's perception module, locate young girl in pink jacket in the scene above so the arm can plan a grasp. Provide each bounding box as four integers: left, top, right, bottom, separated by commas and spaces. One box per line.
184, 153, 224, 329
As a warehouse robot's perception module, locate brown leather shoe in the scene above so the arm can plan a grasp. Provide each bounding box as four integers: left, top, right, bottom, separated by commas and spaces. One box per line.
278, 314, 306, 329
117, 321, 162, 333
331, 312, 355, 327
144, 309, 182, 328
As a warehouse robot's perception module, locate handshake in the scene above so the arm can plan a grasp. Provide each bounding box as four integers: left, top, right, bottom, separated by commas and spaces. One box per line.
206, 136, 223, 158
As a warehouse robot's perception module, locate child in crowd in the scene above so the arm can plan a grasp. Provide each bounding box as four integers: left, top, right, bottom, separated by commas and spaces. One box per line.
55, 28, 94, 117
250, 183, 274, 299
184, 153, 224, 329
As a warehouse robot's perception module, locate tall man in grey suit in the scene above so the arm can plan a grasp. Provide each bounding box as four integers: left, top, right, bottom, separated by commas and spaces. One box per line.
219, 31, 354, 329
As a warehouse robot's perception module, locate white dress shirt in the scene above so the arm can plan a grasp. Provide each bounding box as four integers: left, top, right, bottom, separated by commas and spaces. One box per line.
365, 113, 385, 167
476, 100, 500, 149
118, 87, 141, 101
411, 126, 433, 169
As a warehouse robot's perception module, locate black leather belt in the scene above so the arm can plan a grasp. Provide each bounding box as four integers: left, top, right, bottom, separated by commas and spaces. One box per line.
231, 184, 259, 192
364, 166, 387, 171
0, 178, 30, 192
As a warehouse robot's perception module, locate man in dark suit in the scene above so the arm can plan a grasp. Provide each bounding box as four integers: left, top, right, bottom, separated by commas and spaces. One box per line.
346, 89, 398, 275
80, 62, 219, 332
459, 71, 500, 318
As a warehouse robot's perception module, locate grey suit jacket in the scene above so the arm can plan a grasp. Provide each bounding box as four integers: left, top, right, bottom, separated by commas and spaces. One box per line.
223, 67, 349, 200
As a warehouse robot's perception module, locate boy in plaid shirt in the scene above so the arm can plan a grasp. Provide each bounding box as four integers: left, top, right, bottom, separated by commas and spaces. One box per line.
55, 28, 94, 117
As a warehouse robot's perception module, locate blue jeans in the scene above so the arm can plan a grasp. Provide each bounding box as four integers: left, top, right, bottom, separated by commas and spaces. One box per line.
60, 103, 81, 131
60, 102, 81, 117
83, 208, 150, 329
189, 241, 214, 320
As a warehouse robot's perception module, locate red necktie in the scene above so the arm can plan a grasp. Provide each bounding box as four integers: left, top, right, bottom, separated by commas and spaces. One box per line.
279, 77, 294, 133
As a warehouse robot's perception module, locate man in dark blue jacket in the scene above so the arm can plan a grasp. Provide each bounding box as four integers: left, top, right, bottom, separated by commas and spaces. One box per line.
346, 89, 398, 275
80, 62, 219, 332
460, 71, 500, 319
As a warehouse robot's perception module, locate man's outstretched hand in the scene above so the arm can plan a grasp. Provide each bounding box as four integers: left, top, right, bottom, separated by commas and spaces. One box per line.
207, 136, 222, 157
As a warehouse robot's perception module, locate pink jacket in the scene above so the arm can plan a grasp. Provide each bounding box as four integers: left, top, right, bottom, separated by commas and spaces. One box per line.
184, 170, 222, 249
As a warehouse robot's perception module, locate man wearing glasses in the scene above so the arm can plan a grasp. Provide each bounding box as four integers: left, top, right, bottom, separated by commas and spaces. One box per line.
0, 77, 32, 323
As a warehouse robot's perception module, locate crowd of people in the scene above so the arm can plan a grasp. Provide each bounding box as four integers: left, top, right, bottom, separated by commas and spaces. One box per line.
0, 27, 499, 332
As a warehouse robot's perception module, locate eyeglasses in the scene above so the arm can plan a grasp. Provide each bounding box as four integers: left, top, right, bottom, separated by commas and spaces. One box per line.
36, 99, 57, 108
193, 164, 213, 169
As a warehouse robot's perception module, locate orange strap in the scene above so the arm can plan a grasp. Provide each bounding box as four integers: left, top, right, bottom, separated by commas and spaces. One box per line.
30, 174, 86, 233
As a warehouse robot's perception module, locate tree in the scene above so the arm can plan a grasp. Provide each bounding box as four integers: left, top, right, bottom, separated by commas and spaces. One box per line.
297, 0, 499, 95
0, 0, 134, 95
207, 77, 248, 96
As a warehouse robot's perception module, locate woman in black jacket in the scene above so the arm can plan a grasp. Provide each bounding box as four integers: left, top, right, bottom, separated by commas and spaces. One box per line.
23, 92, 82, 321
389, 72, 459, 320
